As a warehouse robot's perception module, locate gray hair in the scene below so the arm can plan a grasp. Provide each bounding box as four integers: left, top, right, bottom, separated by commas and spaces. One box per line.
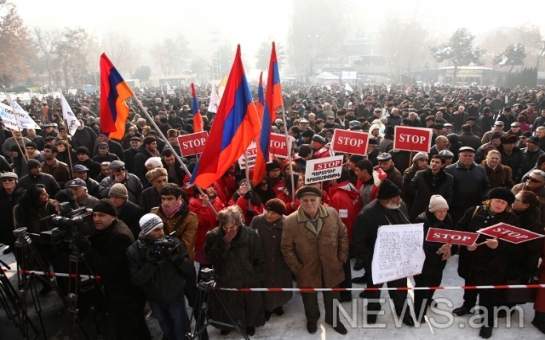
144, 157, 163, 168
217, 206, 244, 227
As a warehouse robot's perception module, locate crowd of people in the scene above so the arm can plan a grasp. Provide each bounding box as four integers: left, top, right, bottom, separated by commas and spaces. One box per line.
0, 83, 545, 339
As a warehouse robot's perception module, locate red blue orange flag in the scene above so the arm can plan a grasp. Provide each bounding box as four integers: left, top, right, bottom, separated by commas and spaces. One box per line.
266, 42, 283, 121
99, 53, 134, 140
190, 45, 261, 188
252, 72, 271, 185
191, 83, 204, 132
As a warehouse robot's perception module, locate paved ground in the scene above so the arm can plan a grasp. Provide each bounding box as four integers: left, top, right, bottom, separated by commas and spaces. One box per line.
0, 245, 543, 339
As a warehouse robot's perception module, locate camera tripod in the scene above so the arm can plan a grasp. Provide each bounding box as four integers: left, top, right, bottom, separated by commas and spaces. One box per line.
187, 269, 249, 340
0, 257, 40, 339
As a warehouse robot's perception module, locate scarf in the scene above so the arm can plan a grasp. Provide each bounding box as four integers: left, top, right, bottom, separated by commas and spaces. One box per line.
161, 200, 182, 219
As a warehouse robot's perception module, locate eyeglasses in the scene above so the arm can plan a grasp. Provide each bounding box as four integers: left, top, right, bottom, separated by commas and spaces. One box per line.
527, 177, 543, 183
514, 198, 526, 204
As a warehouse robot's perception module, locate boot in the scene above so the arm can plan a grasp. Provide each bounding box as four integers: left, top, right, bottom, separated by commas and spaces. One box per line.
532, 311, 545, 334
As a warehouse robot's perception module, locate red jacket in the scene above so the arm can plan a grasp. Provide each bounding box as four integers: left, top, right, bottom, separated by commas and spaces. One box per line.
329, 180, 362, 244
216, 174, 237, 204
276, 190, 300, 215
189, 196, 224, 263
313, 146, 332, 159
228, 195, 264, 226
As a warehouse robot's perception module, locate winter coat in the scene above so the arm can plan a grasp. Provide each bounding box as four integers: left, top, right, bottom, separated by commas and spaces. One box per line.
520, 147, 544, 177
408, 168, 454, 222
0, 187, 25, 244
378, 137, 394, 153
455, 206, 519, 285
353, 200, 411, 271
127, 237, 194, 303
480, 161, 514, 189
328, 180, 362, 244
76, 159, 102, 180
18, 173, 61, 197
250, 215, 293, 311
204, 225, 266, 328
72, 126, 97, 152
151, 202, 198, 261
382, 163, 403, 190
189, 196, 224, 264
497, 145, 523, 182
99, 173, 142, 203
457, 132, 482, 151
275, 190, 299, 215
415, 210, 454, 275
133, 144, 159, 184
512, 183, 545, 227
116, 200, 145, 240
41, 160, 71, 188
93, 140, 124, 160
123, 148, 138, 175
281, 206, 348, 288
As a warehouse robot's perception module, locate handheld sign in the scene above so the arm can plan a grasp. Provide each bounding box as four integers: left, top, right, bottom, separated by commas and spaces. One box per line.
331, 129, 369, 156
477, 223, 544, 244
237, 141, 258, 170
372, 224, 425, 285
393, 126, 433, 153
425, 228, 479, 246
305, 155, 344, 184
178, 131, 208, 156
269, 133, 289, 158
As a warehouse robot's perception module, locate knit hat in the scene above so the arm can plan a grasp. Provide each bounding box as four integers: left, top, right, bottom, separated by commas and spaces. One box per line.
139, 213, 164, 236
265, 198, 286, 215
77, 146, 90, 155
108, 183, 128, 199
376, 179, 401, 199
428, 195, 449, 213
488, 187, 515, 205
93, 199, 117, 217
146, 168, 167, 183
266, 160, 281, 172
28, 159, 41, 170
0, 172, 18, 180
412, 152, 428, 163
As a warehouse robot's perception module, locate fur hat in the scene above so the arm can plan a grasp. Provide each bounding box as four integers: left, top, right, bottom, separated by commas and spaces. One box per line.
500, 134, 518, 145
488, 187, 515, 205
146, 168, 168, 183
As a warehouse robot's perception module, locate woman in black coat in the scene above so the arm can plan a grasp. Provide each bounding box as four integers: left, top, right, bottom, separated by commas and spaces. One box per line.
0, 172, 25, 254
413, 195, 453, 321
453, 188, 520, 339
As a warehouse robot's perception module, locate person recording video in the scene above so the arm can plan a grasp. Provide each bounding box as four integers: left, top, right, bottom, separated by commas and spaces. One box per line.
127, 213, 195, 340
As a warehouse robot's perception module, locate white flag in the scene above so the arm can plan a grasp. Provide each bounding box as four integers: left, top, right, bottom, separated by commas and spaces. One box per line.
345, 83, 353, 92
6, 94, 41, 130
208, 85, 219, 113
61, 94, 80, 135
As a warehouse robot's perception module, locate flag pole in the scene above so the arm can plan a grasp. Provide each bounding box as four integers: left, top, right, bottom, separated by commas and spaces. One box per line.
63, 121, 74, 179
279, 105, 296, 207
132, 95, 218, 215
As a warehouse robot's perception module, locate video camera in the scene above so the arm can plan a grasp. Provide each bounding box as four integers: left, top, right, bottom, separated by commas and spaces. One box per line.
39, 202, 93, 245
138, 234, 178, 257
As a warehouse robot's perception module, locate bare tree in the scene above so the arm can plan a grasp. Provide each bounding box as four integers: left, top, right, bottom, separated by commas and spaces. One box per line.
33, 27, 62, 88
101, 32, 141, 75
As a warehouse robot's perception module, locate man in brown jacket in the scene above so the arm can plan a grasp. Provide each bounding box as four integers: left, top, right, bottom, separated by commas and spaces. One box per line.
151, 183, 198, 261
41, 144, 71, 188
281, 186, 349, 335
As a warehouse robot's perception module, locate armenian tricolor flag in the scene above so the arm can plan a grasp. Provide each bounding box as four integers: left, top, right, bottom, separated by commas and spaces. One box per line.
99, 53, 133, 140
252, 72, 271, 185
190, 45, 261, 189
191, 83, 204, 132
266, 42, 283, 121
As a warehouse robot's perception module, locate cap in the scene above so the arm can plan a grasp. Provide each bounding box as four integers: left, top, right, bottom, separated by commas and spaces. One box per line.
299, 119, 309, 124
311, 135, 326, 144
377, 153, 392, 161
438, 149, 454, 158
349, 120, 360, 127
494, 121, 505, 126
295, 186, 322, 199
76, 146, 89, 155
412, 152, 429, 163
458, 146, 475, 153
66, 178, 86, 187
428, 195, 449, 213
97, 142, 108, 148
130, 136, 142, 141
511, 122, 521, 127
72, 164, 89, 172
500, 134, 518, 144
108, 160, 125, 170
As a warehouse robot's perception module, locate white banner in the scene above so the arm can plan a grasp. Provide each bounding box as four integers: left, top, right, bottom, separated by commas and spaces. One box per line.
208, 85, 219, 113
61, 94, 80, 135
0, 103, 19, 130
4, 94, 41, 130
371, 223, 425, 285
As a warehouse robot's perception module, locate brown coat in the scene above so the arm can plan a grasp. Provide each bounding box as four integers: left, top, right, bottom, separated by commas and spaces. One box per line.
281, 205, 348, 288
151, 205, 198, 261
481, 161, 514, 189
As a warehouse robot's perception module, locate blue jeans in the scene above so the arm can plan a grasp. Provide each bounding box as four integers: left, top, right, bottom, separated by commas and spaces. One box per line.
148, 298, 189, 340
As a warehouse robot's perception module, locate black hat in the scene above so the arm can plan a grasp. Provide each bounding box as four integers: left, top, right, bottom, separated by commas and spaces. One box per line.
377, 153, 392, 161
93, 199, 117, 217
130, 136, 142, 141
528, 136, 540, 145
377, 179, 401, 200
265, 198, 287, 215
487, 187, 515, 205
295, 186, 322, 199
266, 160, 281, 172
458, 146, 475, 153
28, 159, 41, 170
522, 131, 533, 138
311, 135, 326, 144
491, 132, 503, 140
76, 146, 89, 155
432, 123, 444, 129
465, 116, 477, 122
500, 134, 518, 144
301, 130, 315, 138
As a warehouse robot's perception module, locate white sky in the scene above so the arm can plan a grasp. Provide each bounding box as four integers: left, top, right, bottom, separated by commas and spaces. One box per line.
15, 0, 545, 75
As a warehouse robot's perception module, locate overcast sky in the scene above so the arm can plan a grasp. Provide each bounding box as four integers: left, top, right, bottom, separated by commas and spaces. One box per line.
16, 0, 545, 76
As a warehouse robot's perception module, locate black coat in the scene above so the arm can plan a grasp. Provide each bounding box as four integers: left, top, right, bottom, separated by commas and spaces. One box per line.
116, 200, 145, 240
444, 162, 490, 221
415, 210, 454, 275
18, 173, 60, 197
520, 147, 544, 180
408, 169, 454, 222
507, 208, 543, 280
455, 206, 519, 285
77, 158, 102, 180
204, 225, 266, 329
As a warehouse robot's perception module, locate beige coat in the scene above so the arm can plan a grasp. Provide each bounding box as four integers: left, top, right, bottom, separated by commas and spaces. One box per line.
281, 205, 348, 288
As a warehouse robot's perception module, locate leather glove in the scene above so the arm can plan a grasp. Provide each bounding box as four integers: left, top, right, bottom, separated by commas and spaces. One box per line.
146, 247, 164, 264
244, 190, 253, 199
73, 237, 91, 253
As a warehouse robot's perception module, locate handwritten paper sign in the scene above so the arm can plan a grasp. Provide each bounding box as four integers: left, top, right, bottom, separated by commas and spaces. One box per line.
372, 223, 425, 285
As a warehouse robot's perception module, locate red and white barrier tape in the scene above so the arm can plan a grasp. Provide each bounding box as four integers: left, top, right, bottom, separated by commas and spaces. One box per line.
5, 269, 543, 291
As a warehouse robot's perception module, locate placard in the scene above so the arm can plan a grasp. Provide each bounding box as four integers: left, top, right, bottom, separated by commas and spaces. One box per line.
478, 223, 545, 244
393, 126, 433, 153
237, 141, 258, 170
331, 129, 369, 156
371, 224, 425, 285
269, 133, 290, 158
178, 131, 208, 156
425, 228, 479, 246
304, 155, 344, 184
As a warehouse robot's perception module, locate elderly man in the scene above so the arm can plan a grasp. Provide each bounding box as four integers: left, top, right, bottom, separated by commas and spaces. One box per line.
66, 178, 98, 209
445, 146, 491, 222
376, 153, 403, 190
108, 183, 144, 239
353, 179, 415, 326
281, 186, 348, 335
140, 168, 172, 213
